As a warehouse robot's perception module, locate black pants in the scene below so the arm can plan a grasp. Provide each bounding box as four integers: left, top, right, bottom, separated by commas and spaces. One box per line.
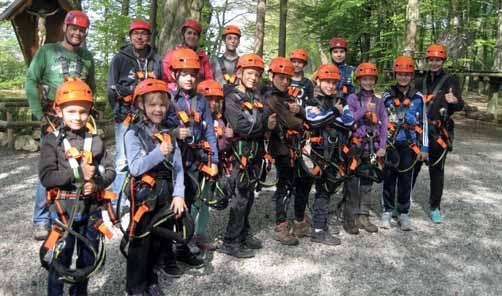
343, 161, 374, 220
413, 140, 447, 210
272, 155, 312, 224
382, 142, 416, 214
127, 205, 173, 294
223, 161, 259, 245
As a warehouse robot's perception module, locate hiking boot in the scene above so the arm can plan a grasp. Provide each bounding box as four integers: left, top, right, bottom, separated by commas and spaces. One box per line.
381, 211, 392, 229
33, 224, 49, 241
176, 252, 205, 269
217, 243, 254, 258
146, 284, 165, 296
343, 218, 360, 235
242, 234, 263, 249
431, 209, 443, 224
398, 213, 412, 231
311, 229, 341, 246
274, 222, 299, 246
162, 259, 183, 278
357, 215, 378, 233
293, 218, 311, 238
193, 234, 217, 252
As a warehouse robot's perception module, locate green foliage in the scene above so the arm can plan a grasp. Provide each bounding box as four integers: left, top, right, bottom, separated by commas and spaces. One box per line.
0, 22, 26, 89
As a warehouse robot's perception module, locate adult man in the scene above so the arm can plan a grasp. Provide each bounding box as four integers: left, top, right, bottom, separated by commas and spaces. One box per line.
107, 19, 163, 202
25, 10, 95, 240
211, 25, 241, 86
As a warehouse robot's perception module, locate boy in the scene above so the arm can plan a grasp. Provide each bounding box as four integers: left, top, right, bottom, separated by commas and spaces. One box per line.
289, 48, 314, 106
345, 63, 388, 234
329, 37, 355, 98
39, 78, 115, 295
124, 78, 186, 296
382, 56, 429, 231
212, 25, 241, 86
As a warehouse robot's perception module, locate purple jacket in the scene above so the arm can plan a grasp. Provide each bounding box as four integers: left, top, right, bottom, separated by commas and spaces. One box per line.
347, 90, 388, 150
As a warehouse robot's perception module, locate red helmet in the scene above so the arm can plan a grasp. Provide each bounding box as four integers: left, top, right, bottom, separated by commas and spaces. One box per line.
129, 20, 151, 34
329, 37, 347, 50
289, 49, 309, 63
64, 10, 90, 29
426, 44, 447, 60
355, 63, 378, 79
133, 79, 169, 101
197, 80, 224, 98
316, 64, 341, 81
223, 25, 241, 37
182, 19, 202, 34
393, 56, 415, 73
55, 77, 93, 106
269, 57, 295, 76
170, 48, 201, 70
236, 54, 264, 71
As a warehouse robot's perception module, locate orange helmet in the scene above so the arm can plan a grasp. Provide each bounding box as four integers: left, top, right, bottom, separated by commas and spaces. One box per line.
133, 79, 169, 101
182, 19, 201, 34
355, 63, 378, 79
426, 44, 447, 60
268, 57, 295, 76
289, 49, 309, 63
393, 56, 415, 73
223, 25, 241, 37
236, 53, 264, 71
54, 77, 93, 106
170, 48, 201, 70
197, 80, 224, 98
64, 10, 90, 29
129, 20, 151, 34
329, 37, 348, 50
316, 64, 341, 81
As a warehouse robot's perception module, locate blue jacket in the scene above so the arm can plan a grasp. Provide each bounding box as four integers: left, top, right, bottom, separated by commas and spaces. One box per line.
382, 85, 429, 153
334, 62, 356, 98
170, 89, 219, 164
124, 121, 185, 198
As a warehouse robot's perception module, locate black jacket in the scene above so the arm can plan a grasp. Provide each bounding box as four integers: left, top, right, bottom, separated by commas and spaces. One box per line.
107, 44, 163, 123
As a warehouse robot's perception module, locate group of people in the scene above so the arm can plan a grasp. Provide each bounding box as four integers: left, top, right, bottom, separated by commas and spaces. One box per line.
26, 10, 464, 296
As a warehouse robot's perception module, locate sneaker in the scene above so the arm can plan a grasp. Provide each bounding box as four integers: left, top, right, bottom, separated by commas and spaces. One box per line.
193, 234, 217, 252
357, 215, 378, 233
242, 234, 263, 249
381, 211, 392, 229
33, 224, 49, 241
274, 222, 299, 246
392, 208, 399, 219
311, 230, 341, 246
176, 251, 205, 269
162, 259, 183, 278
217, 243, 254, 258
398, 213, 412, 231
146, 284, 165, 296
431, 209, 443, 224
293, 218, 311, 238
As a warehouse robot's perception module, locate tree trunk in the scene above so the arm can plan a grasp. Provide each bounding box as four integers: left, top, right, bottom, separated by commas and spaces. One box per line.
488, 0, 502, 120
137, 0, 143, 17
149, 0, 158, 49
278, 0, 287, 57
121, 0, 130, 16
255, 0, 266, 57
404, 0, 419, 56
158, 0, 207, 55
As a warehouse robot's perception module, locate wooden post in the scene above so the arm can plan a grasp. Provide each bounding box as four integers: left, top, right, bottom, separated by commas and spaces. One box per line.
487, 78, 500, 122
6, 110, 14, 149
478, 75, 484, 96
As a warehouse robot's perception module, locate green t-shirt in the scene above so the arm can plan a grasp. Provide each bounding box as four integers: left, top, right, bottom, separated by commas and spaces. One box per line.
25, 43, 96, 119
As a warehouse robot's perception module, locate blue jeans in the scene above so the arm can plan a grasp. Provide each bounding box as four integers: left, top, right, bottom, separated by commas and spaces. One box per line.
112, 122, 128, 209
34, 135, 49, 225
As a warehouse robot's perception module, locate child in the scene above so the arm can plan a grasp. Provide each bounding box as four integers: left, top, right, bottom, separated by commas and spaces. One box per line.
169, 48, 218, 265
124, 78, 186, 296
382, 56, 429, 231
329, 37, 356, 98
289, 48, 314, 106
192, 79, 234, 251
345, 63, 388, 234
39, 78, 115, 296
264, 57, 308, 246
306, 64, 354, 245
219, 53, 274, 258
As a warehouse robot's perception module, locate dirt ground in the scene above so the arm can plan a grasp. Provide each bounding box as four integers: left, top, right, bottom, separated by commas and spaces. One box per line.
0, 118, 500, 296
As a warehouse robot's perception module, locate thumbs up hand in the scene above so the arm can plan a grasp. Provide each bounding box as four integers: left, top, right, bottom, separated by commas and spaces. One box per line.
445, 88, 458, 104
